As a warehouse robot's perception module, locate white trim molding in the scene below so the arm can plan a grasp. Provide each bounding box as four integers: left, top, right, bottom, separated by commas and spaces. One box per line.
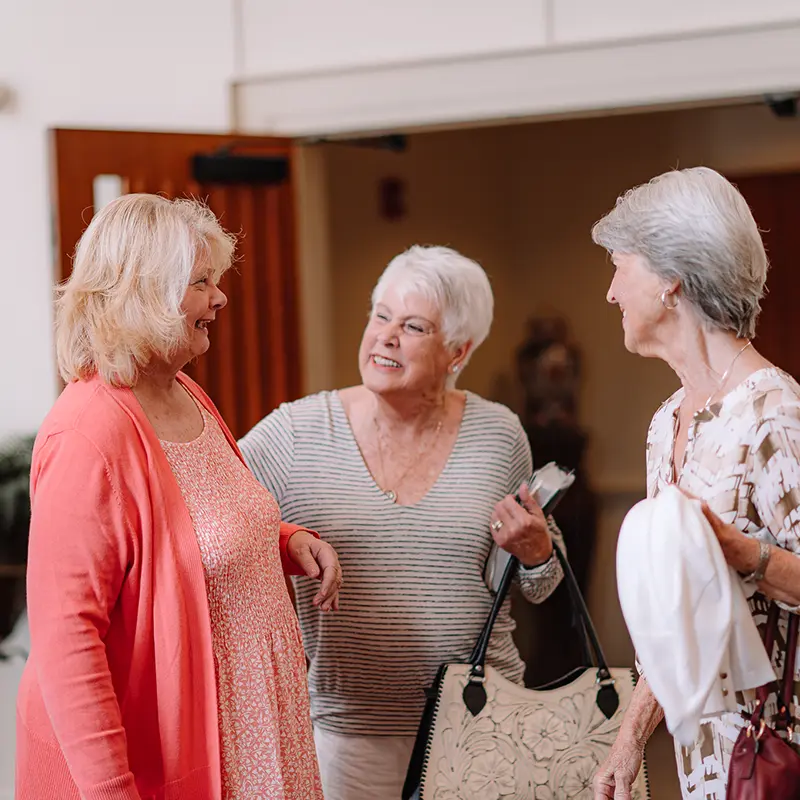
233, 22, 800, 137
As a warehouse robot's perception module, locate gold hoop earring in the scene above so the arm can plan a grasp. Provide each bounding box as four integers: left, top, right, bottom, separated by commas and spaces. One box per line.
660, 290, 678, 310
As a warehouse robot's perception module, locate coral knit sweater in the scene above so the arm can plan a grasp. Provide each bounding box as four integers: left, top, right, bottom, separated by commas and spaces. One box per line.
15, 373, 309, 800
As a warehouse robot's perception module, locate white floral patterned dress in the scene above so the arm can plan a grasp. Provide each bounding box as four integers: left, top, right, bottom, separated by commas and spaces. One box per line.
646, 367, 800, 799
161, 403, 323, 800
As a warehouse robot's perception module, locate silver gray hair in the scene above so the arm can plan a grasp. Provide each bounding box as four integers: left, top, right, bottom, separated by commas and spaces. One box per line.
592, 167, 768, 339
371, 245, 494, 374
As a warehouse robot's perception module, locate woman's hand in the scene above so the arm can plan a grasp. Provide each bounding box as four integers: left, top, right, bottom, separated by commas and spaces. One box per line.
592, 736, 645, 800
697, 502, 762, 574
677, 488, 761, 574
287, 532, 343, 612
490, 484, 553, 567
594, 676, 662, 799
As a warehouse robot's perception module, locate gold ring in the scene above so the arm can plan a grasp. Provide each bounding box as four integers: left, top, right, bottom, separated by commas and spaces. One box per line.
491, 520, 503, 532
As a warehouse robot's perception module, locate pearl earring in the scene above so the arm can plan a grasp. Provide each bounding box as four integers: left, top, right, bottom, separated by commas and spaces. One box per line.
452, 365, 460, 373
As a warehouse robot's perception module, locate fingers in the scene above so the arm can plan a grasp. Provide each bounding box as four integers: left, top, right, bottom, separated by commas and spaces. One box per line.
614, 782, 633, 800
700, 501, 722, 529
293, 543, 320, 579
313, 564, 342, 612
517, 482, 539, 513
309, 541, 343, 612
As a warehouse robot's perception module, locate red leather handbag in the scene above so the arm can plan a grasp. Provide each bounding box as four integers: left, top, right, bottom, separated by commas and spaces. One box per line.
727, 603, 800, 800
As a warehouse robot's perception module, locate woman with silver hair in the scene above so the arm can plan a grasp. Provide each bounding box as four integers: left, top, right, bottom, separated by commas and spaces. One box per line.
590, 167, 800, 800
16, 194, 340, 799
240, 244, 565, 799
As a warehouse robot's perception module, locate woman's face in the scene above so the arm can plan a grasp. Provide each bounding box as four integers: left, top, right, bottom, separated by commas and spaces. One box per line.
179, 262, 228, 362
359, 283, 459, 397
606, 252, 672, 356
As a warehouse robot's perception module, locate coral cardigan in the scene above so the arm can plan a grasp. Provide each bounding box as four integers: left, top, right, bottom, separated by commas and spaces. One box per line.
16, 373, 309, 800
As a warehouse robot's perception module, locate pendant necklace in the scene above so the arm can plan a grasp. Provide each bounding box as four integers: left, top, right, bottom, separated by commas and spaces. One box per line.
373, 414, 444, 503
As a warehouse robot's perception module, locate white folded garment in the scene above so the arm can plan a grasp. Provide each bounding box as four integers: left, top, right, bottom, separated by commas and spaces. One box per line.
616, 485, 775, 746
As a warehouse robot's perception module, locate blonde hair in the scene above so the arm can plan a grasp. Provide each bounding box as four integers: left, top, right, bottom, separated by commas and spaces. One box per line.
56, 194, 236, 386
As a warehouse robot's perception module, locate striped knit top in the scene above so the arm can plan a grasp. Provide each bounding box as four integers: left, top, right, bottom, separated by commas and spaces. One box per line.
239, 390, 564, 736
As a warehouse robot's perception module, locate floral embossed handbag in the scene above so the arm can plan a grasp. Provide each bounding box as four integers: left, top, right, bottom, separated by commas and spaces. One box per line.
403, 476, 650, 800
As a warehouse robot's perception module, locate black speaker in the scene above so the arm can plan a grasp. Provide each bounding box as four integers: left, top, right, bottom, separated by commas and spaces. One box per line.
191, 151, 289, 185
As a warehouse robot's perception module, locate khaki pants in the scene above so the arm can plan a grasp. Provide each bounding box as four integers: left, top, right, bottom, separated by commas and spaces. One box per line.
314, 725, 415, 800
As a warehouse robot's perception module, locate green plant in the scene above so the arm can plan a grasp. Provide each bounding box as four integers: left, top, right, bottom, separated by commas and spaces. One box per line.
0, 435, 34, 644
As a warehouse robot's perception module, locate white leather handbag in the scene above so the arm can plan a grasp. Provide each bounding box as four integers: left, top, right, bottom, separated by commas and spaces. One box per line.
403, 480, 650, 800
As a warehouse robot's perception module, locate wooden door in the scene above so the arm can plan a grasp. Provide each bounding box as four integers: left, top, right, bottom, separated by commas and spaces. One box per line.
51, 129, 302, 439
732, 171, 800, 380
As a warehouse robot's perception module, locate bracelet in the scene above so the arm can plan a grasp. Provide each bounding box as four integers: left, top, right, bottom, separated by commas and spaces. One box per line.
741, 540, 772, 583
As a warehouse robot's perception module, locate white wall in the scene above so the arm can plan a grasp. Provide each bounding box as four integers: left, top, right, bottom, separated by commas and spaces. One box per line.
241, 0, 549, 75
235, 1, 800, 136
554, 0, 800, 43
0, 0, 235, 440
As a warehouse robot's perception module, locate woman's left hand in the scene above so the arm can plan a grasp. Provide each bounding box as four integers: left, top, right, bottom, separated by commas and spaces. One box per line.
287, 532, 343, 612
698, 502, 761, 574
490, 484, 553, 567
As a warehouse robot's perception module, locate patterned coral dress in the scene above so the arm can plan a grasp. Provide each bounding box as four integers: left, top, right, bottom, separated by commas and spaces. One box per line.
161, 403, 323, 799
646, 367, 800, 799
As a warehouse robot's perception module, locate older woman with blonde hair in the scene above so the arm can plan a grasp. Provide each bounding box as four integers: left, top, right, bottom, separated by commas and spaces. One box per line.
16, 194, 341, 800
590, 167, 800, 799
240, 245, 565, 800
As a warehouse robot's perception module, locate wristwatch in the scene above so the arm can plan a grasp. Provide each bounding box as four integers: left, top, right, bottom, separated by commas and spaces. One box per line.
741, 540, 772, 583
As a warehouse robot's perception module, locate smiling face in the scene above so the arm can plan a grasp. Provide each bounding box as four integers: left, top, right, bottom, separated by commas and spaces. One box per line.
176, 261, 228, 365
606, 252, 674, 356
358, 283, 464, 397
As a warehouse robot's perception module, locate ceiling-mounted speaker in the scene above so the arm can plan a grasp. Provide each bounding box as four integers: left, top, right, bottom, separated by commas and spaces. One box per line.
191, 150, 289, 185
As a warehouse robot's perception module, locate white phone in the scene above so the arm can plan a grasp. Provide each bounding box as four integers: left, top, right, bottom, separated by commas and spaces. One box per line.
483, 462, 575, 594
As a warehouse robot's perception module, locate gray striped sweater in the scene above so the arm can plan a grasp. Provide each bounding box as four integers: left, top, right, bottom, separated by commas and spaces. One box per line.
239, 390, 564, 735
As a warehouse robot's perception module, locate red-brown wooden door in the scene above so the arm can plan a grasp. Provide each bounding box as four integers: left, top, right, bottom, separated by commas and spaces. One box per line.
51, 129, 302, 438
732, 171, 800, 380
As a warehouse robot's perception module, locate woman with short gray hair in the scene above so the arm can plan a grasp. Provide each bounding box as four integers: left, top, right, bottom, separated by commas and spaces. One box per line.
591, 167, 800, 800
240, 244, 565, 800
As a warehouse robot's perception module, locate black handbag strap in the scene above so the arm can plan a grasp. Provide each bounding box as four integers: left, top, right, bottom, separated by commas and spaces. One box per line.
468, 541, 613, 681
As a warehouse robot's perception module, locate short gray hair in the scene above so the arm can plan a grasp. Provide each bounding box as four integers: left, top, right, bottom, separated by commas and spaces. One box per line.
56, 194, 236, 386
592, 167, 768, 339
371, 245, 494, 370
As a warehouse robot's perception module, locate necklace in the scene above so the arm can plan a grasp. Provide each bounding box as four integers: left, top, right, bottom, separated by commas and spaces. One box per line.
703, 340, 753, 408
373, 413, 444, 503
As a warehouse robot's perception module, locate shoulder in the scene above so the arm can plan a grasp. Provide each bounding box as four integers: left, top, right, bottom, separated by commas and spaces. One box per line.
463, 393, 526, 439
648, 388, 682, 439
743, 368, 800, 427
33, 379, 147, 484
270, 391, 337, 427
37, 379, 141, 454
242, 391, 337, 444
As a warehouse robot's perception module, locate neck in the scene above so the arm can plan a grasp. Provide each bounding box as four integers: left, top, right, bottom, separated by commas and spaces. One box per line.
371, 386, 448, 433
133, 360, 184, 398
657, 320, 752, 408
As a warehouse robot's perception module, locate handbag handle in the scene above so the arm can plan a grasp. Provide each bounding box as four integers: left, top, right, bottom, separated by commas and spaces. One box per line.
467, 542, 612, 682
751, 602, 799, 733
463, 480, 621, 720
468, 484, 570, 668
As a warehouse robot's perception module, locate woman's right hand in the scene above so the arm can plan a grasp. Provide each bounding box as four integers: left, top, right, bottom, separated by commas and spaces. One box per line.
592, 736, 645, 800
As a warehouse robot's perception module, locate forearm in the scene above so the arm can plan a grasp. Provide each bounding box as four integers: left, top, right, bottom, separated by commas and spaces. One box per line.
518, 518, 564, 604
760, 546, 800, 608
619, 676, 664, 748
720, 533, 800, 609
